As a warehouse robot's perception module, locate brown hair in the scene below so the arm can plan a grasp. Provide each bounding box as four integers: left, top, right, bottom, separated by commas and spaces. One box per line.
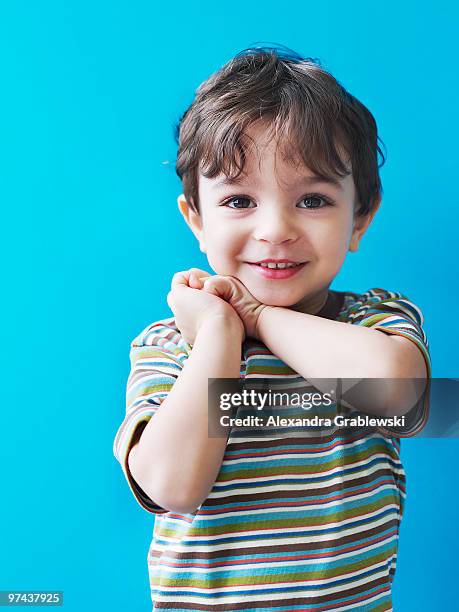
174, 44, 386, 217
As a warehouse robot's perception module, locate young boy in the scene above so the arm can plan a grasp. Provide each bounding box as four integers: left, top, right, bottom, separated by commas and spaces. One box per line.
114, 45, 431, 611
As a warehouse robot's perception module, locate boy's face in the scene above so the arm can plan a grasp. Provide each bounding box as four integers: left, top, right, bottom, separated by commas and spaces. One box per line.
179, 121, 379, 314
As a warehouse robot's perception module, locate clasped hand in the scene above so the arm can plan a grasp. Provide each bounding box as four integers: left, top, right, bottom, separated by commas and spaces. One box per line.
166, 268, 269, 346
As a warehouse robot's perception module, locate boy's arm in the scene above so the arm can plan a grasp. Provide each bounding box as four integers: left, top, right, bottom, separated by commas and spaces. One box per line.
255, 307, 428, 417
128, 314, 243, 515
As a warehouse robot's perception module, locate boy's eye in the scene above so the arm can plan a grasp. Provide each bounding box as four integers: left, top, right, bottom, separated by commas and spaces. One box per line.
222, 196, 255, 209
221, 194, 333, 209
298, 194, 332, 209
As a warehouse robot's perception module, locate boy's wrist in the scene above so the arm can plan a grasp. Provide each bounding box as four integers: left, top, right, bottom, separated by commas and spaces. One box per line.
199, 312, 245, 341
253, 305, 277, 341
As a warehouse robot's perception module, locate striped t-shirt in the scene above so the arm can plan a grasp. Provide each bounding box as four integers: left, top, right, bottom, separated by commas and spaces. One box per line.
113, 287, 431, 611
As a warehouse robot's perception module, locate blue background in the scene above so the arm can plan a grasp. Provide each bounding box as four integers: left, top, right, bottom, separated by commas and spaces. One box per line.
1, 1, 457, 610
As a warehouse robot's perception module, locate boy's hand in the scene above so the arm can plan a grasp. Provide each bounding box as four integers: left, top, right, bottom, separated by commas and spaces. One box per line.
199, 274, 269, 340
167, 268, 245, 346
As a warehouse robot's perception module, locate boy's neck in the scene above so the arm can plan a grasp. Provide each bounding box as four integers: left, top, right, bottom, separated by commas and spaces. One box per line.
290, 288, 344, 320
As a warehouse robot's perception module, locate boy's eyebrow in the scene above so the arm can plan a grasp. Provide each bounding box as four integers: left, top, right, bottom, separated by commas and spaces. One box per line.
213, 176, 246, 188
212, 174, 344, 191
300, 174, 344, 191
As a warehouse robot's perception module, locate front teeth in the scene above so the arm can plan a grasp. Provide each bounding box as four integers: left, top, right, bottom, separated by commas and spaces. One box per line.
259, 262, 299, 269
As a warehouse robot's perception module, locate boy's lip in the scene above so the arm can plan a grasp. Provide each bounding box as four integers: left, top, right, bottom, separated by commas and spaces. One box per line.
248, 258, 306, 264
248, 262, 307, 279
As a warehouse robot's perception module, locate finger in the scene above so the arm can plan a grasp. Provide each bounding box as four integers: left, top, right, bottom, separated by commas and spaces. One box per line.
189, 272, 205, 289
202, 276, 231, 299
188, 267, 212, 278
187, 274, 198, 289
171, 270, 190, 288
202, 283, 218, 296
188, 268, 212, 288
172, 268, 212, 289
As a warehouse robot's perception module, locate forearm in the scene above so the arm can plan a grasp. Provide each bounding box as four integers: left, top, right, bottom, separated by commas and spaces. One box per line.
129, 316, 243, 513
256, 307, 418, 416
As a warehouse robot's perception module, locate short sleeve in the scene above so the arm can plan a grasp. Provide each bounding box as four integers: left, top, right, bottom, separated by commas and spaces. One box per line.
347, 288, 431, 436
113, 319, 189, 513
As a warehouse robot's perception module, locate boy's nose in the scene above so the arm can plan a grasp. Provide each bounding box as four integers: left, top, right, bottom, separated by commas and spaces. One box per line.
253, 210, 299, 244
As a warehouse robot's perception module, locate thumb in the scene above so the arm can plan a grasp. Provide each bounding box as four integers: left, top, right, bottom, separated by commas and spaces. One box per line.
202, 276, 231, 299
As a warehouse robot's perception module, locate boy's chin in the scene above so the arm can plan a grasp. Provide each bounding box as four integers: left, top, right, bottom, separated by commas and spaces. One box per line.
251, 289, 303, 309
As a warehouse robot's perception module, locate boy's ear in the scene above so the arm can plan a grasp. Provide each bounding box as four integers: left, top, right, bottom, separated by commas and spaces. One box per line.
177, 194, 207, 253
349, 195, 382, 253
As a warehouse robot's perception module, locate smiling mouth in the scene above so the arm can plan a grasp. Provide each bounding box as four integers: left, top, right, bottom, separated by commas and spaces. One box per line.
248, 261, 307, 269
246, 261, 308, 278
